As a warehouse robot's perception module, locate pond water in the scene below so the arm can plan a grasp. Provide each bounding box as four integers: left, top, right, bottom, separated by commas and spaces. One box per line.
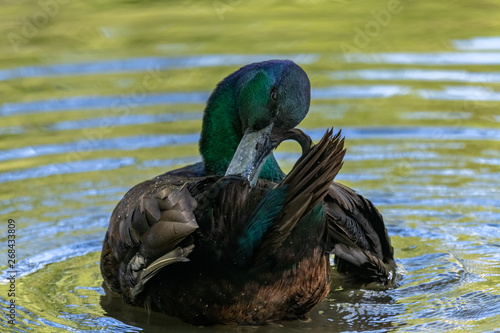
1, 1, 500, 332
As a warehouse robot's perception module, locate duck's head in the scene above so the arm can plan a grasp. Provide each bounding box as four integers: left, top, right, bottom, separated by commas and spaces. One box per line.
199, 60, 310, 185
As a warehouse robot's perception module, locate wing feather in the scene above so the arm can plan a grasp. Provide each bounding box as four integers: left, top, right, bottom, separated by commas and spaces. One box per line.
100, 173, 201, 303
325, 183, 396, 284
253, 129, 345, 264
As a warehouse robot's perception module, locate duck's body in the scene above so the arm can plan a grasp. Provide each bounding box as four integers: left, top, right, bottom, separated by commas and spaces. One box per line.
100, 60, 396, 325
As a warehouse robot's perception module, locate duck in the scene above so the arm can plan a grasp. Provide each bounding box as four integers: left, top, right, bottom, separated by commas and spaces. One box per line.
100, 59, 396, 326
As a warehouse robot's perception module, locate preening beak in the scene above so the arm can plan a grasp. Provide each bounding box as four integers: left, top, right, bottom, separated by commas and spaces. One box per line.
225, 123, 275, 186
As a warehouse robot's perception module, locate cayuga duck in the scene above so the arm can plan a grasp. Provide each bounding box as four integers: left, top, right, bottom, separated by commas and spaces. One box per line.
100, 60, 396, 325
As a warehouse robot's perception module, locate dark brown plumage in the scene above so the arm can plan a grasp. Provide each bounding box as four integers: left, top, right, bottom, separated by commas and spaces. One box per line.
101, 129, 395, 325
100, 60, 396, 326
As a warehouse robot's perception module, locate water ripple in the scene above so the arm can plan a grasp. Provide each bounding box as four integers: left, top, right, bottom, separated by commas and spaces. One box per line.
0, 126, 24, 135
0, 54, 319, 82
344, 52, 500, 65
0, 92, 210, 116
401, 111, 472, 120
305, 127, 500, 141
312, 85, 410, 99
4, 83, 499, 118
394, 252, 465, 295
139, 157, 201, 169
474, 157, 500, 166
453, 36, 500, 51
0, 157, 136, 184
418, 86, 500, 101
0, 133, 198, 162
1, 85, 410, 117
275, 151, 438, 162
2, 127, 497, 167
330, 69, 500, 83
0, 240, 101, 282
50, 112, 203, 131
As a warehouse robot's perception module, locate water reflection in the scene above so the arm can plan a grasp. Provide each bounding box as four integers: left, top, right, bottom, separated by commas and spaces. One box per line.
0, 134, 198, 162
0, 92, 209, 116
330, 69, 500, 83
0, 158, 136, 184
453, 36, 500, 51
50, 112, 203, 131
1, 1, 500, 331
418, 86, 500, 101
0, 54, 319, 82
343, 52, 500, 65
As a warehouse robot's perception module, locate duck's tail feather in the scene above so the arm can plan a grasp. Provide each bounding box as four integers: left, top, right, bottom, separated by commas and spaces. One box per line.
251, 129, 346, 265
324, 183, 396, 285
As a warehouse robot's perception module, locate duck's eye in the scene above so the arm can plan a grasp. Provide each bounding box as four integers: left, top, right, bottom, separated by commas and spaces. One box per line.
270, 87, 278, 102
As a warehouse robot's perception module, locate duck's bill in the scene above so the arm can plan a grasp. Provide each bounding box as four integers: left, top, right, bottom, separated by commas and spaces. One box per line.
225, 123, 276, 186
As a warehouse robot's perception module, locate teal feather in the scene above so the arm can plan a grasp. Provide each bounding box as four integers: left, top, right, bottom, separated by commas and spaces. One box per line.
236, 185, 288, 264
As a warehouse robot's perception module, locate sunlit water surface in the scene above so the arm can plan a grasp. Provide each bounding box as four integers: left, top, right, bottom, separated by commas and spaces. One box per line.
1, 1, 500, 332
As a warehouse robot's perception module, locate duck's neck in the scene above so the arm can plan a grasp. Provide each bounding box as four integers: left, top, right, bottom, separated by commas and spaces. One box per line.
199, 82, 284, 182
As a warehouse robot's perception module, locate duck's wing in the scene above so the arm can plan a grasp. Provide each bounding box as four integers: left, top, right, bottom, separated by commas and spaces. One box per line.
279, 129, 396, 284
248, 129, 345, 265
100, 170, 212, 303
324, 182, 396, 285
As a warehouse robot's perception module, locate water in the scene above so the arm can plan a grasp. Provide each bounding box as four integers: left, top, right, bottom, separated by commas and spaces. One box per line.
1, 1, 500, 332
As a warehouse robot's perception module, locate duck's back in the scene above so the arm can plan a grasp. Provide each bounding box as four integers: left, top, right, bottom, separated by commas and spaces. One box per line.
101, 170, 331, 325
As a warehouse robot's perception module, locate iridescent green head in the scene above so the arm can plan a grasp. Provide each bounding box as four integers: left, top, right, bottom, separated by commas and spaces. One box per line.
199, 60, 310, 184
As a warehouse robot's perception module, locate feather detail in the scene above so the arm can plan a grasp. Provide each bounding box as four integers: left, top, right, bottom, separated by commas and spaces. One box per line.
324, 181, 396, 284
236, 186, 288, 265
253, 129, 346, 265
